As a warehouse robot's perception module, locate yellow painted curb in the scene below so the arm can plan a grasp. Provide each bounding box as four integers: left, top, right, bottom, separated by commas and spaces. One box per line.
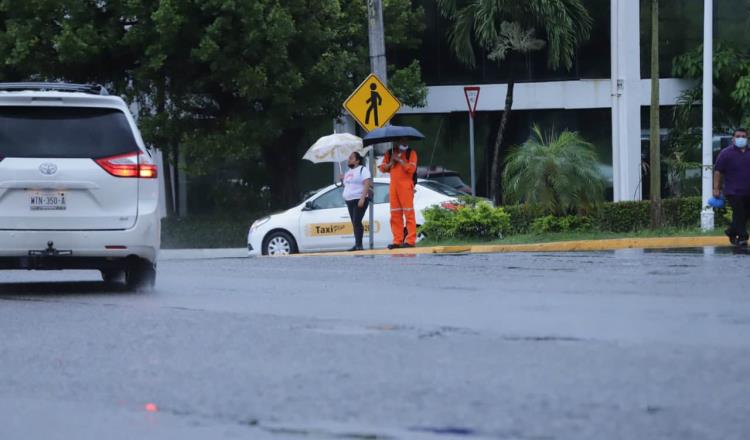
293, 236, 729, 258
470, 236, 728, 254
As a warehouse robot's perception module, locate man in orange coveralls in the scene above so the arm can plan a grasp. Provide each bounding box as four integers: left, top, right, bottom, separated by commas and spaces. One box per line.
379, 138, 418, 249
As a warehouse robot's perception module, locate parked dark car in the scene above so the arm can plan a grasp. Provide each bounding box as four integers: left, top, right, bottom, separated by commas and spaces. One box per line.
416, 166, 472, 194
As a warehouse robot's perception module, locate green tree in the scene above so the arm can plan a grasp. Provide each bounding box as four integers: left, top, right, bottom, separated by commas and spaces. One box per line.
436, 0, 592, 205
502, 125, 605, 215
0, 0, 427, 211
666, 42, 750, 198
673, 43, 750, 130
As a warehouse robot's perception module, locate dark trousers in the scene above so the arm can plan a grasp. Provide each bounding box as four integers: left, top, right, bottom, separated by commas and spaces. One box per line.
726, 195, 750, 241
346, 198, 370, 247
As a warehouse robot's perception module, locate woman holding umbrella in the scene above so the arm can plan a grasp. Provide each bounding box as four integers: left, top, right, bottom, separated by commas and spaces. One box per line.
341, 152, 372, 251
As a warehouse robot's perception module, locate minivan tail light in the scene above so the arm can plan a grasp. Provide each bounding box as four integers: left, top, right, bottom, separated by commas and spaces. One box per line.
95, 152, 157, 179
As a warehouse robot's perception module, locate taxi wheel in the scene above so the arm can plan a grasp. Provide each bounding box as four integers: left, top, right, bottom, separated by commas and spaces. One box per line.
263, 231, 298, 256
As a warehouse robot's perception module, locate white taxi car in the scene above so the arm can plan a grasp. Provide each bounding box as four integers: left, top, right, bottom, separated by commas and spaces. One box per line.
247, 178, 466, 256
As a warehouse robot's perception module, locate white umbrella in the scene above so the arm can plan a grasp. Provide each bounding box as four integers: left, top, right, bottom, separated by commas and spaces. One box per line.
303, 133, 370, 173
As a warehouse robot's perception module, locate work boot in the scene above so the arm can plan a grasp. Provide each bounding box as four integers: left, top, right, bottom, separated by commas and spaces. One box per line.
402, 243, 415, 248
387, 243, 401, 250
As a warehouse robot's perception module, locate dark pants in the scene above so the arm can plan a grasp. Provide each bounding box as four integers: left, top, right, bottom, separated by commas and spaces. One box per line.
346, 198, 370, 247
726, 195, 750, 241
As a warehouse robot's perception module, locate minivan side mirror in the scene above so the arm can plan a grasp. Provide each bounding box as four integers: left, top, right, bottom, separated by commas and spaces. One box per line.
302, 201, 315, 211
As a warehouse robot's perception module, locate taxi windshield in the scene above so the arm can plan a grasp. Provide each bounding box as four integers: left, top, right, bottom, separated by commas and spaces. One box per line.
419, 180, 466, 196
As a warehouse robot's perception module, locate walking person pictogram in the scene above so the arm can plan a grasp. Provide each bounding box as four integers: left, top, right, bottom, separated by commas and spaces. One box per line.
365, 83, 383, 126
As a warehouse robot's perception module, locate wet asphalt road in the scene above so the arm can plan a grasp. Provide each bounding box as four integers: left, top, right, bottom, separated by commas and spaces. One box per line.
0, 248, 749, 440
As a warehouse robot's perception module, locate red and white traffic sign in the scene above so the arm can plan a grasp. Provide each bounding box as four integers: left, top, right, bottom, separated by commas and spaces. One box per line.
464, 86, 480, 119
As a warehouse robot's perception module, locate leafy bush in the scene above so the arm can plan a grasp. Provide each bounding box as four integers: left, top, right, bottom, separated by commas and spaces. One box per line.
531, 215, 592, 234
421, 198, 511, 241
662, 197, 701, 228
593, 201, 651, 232
503, 204, 547, 234
505, 197, 707, 235
503, 125, 606, 214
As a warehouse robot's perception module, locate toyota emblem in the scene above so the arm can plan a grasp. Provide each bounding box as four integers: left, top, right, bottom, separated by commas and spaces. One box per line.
39, 163, 58, 175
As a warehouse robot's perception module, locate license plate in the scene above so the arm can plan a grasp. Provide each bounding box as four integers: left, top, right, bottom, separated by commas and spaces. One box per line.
29, 191, 67, 211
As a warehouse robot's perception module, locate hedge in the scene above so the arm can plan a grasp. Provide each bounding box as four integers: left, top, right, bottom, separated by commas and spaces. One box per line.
503, 204, 547, 234
504, 197, 730, 234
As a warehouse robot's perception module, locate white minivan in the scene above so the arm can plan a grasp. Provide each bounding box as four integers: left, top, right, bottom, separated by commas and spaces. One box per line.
0, 83, 160, 289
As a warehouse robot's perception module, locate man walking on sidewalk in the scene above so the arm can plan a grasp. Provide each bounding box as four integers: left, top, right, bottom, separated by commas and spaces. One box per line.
714, 128, 750, 246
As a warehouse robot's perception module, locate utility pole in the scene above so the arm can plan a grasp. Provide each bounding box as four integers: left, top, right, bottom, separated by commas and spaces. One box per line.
649, 0, 661, 228
367, 0, 387, 249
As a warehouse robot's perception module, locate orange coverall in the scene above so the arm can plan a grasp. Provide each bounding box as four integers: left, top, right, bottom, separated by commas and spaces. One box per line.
379, 148, 418, 246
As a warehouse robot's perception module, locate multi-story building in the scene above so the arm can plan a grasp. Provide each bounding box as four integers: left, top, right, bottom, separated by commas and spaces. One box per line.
379, 0, 746, 201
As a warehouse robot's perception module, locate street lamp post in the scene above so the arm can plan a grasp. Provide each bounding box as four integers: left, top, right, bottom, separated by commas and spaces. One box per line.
701, 0, 714, 231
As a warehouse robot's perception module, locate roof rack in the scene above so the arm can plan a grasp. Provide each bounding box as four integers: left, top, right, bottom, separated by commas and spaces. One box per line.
0, 82, 109, 96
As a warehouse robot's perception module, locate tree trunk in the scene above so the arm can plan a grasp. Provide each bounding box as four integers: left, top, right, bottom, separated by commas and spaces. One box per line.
262, 126, 305, 208
172, 141, 181, 216
490, 79, 515, 205
649, 0, 662, 227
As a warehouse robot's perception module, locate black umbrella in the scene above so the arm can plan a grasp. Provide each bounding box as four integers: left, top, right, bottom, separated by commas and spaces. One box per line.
362, 125, 425, 146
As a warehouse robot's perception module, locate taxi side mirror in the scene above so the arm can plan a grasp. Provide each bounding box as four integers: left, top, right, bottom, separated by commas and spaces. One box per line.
302, 201, 315, 211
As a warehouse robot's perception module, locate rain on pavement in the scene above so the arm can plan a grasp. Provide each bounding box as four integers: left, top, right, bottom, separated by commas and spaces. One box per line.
0, 248, 748, 439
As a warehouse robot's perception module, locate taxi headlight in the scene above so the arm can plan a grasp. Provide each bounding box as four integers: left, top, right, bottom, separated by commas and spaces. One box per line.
250, 216, 271, 232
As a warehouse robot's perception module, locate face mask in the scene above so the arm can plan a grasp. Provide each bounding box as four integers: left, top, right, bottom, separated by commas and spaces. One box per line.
735, 137, 748, 148
347, 163, 357, 169
398, 145, 408, 151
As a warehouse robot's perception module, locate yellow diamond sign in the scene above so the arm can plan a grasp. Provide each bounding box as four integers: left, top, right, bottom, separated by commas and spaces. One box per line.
343, 74, 402, 132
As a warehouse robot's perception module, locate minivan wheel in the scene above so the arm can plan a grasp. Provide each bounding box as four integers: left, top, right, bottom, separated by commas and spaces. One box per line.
101, 269, 123, 284
125, 259, 156, 290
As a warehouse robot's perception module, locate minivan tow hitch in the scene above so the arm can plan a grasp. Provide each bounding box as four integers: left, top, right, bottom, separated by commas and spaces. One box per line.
28, 241, 73, 257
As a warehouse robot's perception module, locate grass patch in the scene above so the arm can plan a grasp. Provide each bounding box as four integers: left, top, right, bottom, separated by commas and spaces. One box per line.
419, 228, 724, 247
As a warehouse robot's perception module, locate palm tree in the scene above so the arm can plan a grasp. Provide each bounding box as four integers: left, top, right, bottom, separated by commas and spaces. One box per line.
502, 125, 606, 215
437, 0, 592, 205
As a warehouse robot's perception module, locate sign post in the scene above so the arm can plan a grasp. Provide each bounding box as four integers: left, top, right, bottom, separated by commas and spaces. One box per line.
343, 73, 402, 249
464, 87, 480, 195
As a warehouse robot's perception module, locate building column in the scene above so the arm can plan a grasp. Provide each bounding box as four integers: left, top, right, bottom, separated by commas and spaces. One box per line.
611, 0, 642, 201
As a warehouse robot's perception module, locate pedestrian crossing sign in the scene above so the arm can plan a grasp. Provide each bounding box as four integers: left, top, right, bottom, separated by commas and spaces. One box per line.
343, 74, 402, 132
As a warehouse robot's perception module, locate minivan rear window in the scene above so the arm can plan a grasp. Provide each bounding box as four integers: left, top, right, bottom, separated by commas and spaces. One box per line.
0, 106, 139, 158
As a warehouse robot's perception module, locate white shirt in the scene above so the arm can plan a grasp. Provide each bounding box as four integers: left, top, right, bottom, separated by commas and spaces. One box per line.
342, 165, 371, 201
